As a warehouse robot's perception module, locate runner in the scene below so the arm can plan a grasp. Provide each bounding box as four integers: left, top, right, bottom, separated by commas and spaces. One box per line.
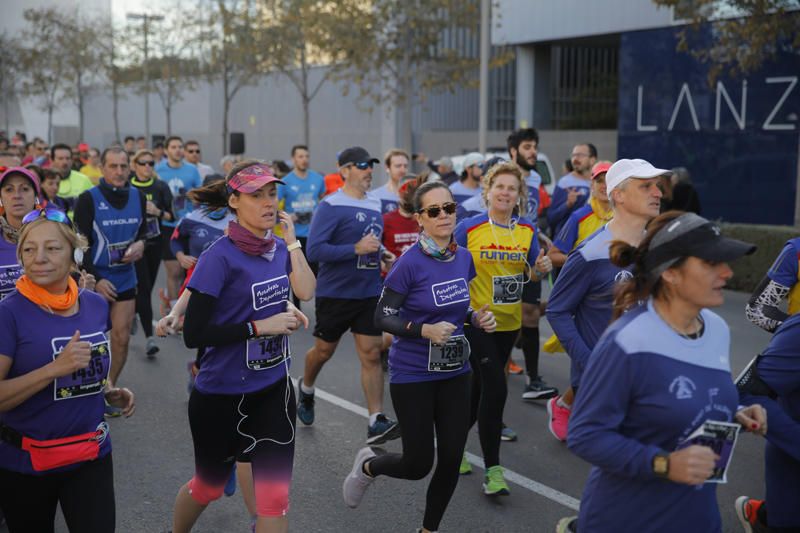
130, 149, 174, 358
557, 211, 765, 533
0, 167, 41, 300
381, 175, 421, 260
51, 143, 93, 216
544, 159, 665, 442
449, 153, 484, 204
454, 161, 552, 496
342, 180, 496, 532
372, 149, 410, 214
299, 146, 400, 445
547, 143, 597, 236
736, 311, 800, 532
745, 236, 800, 333
0, 208, 134, 532
170, 160, 314, 533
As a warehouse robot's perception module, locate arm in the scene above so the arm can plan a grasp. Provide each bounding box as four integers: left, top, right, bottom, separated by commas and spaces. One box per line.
182, 290, 253, 348
0, 354, 61, 412
159, 182, 174, 222
745, 276, 790, 332
280, 211, 316, 301
545, 253, 593, 364
546, 185, 570, 230
134, 189, 149, 242
306, 202, 358, 263
374, 287, 422, 338
72, 191, 100, 280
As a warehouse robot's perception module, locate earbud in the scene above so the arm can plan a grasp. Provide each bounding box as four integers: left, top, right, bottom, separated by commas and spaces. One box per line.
73, 247, 84, 265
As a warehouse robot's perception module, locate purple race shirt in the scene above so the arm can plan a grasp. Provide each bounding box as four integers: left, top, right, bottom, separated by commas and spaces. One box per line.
0, 290, 112, 475
188, 236, 293, 394
0, 237, 22, 301
383, 244, 476, 384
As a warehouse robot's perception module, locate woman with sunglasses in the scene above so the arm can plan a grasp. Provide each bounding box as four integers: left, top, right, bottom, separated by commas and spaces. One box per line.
0, 167, 41, 300
130, 149, 174, 357
453, 161, 552, 497
0, 209, 134, 532
343, 180, 496, 533
171, 160, 314, 533
559, 211, 766, 533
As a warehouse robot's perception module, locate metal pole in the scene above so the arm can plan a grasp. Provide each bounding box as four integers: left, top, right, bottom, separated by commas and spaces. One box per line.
143, 16, 150, 146
478, 0, 490, 154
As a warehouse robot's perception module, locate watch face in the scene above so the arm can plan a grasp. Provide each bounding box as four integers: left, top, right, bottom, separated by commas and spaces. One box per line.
654, 455, 668, 474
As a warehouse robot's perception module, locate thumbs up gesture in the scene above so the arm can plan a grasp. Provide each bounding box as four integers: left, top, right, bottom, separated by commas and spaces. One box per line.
534, 248, 552, 277
50, 330, 92, 378
472, 304, 497, 333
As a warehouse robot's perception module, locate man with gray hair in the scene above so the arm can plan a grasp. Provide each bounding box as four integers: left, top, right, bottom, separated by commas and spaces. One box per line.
219, 154, 240, 176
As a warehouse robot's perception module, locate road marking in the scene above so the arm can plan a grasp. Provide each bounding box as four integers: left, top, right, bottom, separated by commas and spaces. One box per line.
293, 378, 581, 512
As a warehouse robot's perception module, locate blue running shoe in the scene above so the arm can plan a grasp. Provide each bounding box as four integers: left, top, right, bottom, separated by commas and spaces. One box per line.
297, 378, 315, 426
224, 466, 236, 497
366, 414, 401, 445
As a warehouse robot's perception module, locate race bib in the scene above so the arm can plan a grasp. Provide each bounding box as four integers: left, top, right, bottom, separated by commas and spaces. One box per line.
144, 216, 161, 240
357, 252, 380, 270
246, 334, 289, 371
492, 274, 524, 305
428, 335, 470, 372
676, 420, 740, 483
0, 263, 23, 300
107, 241, 132, 267
52, 333, 110, 401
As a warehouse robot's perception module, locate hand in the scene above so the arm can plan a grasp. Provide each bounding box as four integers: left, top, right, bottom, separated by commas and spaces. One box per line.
104, 387, 135, 417
95, 278, 117, 302
736, 404, 767, 436
145, 201, 160, 216
354, 233, 381, 255
422, 321, 457, 345
156, 314, 182, 337
667, 445, 719, 485
176, 252, 198, 270
380, 249, 396, 272
279, 211, 297, 244
566, 188, 581, 208
534, 249, 552, 276
121, 240, 144, 263
50, 330, 92, 378
79, 269, 96, 291
254, 312, 300, 336
285, 301, 309, 329
472, 304, 496, 333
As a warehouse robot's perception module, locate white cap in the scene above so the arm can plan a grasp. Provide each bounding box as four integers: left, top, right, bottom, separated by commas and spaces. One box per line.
606, 158, 671, 194
462, 152, 485, 169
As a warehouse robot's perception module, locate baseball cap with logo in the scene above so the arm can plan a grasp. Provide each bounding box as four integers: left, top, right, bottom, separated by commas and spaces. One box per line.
338, 147, 379, 167
606, 159, 671, 193
226, 162, 282, 194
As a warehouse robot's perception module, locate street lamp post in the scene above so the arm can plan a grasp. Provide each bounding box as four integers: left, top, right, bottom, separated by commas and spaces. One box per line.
127, 12, 164, 147
478, 0, 490, 154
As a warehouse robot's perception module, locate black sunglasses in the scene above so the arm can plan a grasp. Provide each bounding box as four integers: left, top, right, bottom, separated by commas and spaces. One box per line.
136, 160, 156, 167
186, 149, 200, 154
418, 202, 457, 218
350, 161, 373, 170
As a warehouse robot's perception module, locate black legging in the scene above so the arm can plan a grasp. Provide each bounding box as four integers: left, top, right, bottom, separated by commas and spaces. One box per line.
368, 372, 471, 532
134, 242, 162, 338
0, 453, 115, 533
467, 327, 518, 469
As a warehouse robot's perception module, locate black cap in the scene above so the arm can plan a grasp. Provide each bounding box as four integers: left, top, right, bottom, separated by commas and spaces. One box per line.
338, 147, 379, 167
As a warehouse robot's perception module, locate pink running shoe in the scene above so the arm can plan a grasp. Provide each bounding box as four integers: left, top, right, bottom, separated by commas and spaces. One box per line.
547, 396, 570, 442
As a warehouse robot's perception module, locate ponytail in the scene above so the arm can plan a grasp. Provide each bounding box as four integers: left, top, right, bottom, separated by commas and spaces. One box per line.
186, 158, 263, 214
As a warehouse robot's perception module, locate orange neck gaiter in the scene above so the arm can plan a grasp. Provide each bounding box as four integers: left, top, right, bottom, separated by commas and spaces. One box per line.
15, 275, 79, 311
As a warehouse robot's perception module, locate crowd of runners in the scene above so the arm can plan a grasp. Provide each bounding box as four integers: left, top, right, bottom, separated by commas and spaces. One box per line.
0, 128, 796, 533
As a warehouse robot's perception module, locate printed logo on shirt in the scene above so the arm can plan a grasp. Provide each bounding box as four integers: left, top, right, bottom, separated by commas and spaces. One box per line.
669, 375, 697, 399
356, 212, 367, 222
681, 388, 734, 440
251, 275, 290, 311
431, 278, 471, 307
101, 218, 140, 227
0, 263, 23, 298
98, 201, 109, 211
478, 243, 528, 262
195, 228, 209, 238
615, 270, 634, 283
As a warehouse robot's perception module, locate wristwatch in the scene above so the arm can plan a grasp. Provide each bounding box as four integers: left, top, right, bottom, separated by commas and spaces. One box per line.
287, 241, 302, 252
652, 453, 670, 478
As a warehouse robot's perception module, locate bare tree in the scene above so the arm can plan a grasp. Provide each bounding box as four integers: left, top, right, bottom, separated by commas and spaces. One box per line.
0, 33, 22, 136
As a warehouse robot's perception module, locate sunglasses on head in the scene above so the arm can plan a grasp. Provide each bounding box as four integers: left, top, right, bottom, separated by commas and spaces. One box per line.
350, 161, 373, 170
136, 160, 156, 167
22, 207, 72, 227
418, 202, 457, 218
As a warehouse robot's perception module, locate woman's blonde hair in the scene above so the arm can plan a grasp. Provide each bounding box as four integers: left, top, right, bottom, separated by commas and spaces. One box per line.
481, 161, 529, 216
16, 217, 88, 272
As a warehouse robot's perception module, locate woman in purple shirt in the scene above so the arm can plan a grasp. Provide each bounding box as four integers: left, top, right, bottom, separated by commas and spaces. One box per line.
0, 167, 41, 300
342, 181, 496, 533
0, 209, 134, 532
170, 160, 315, 533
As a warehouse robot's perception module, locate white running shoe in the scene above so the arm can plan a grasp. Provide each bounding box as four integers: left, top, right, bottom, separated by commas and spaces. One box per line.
343, 447, 376, 508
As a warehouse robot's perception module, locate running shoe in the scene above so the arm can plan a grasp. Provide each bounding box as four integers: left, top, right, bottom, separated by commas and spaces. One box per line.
224, 466, 237, 497
297, 378, 315, 426
459, 453, 472, 475
482, 465, 510, 496
522, 376, 558, 401
146, 337, 159, 359
556, 516, 578, 533
508, 360, 524, 375
735, 496, 769, 533
547, 396, 570, 442
342, 447, 376, 508
500, 424, 517, 442
367, 414, 401, 445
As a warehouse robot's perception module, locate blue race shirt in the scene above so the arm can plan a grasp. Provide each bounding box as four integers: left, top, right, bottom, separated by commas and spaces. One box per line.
456, 193, 486, 223
88, 186, 143, 293
449, 181, 482, 204
278, 170, 325, 237
568, 301, 736, 533
546, 226, 631, 388
372, 183, 400, 214
383, 245, 476, 384
155, 160, 202, 227
525, 170, 542, 225
0, 238, 22, 301
170, 209, 234, 258
307, 190, 384, 299
547, 173, 591, 235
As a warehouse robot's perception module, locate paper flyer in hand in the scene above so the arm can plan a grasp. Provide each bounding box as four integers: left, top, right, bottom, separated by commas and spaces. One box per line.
676, 420, 741, 483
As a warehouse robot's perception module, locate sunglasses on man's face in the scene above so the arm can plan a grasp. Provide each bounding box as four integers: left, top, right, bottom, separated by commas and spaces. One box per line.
22, 207, 72, 227
136, 160, 156, 167
351, 161, 373, 170
186, 149, 200, 154
418, 202, 457, 218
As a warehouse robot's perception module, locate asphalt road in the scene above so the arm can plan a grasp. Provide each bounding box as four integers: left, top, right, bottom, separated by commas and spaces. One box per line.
39, 288, 772, 533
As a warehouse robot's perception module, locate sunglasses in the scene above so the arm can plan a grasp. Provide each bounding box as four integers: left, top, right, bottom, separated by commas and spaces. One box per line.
22, 207, 72, 227
418, 202, 457, 218
186, 149, 200, 154
136, 160, 156, 167
349, 161, 373, 170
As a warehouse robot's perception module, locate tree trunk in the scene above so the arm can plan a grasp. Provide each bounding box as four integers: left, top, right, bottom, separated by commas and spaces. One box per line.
301, 48, 310, 148
77, 81, 84, 141
166, 103, 172, 136
222, 74, 230, 154
111, 39, 120, 142
47, 104, 54, 145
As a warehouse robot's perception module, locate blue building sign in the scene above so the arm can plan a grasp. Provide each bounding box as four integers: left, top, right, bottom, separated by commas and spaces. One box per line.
618, 25, 800, 225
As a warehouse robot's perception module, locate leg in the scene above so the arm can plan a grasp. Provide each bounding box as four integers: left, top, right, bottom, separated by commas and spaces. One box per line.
58, 454, 116, 532
422, 373, 472, 531
520, 301, 540, 377
0, 467, 59, 533
108, 298, 136, 386
164, 259, 184, 301
353, 333, 384, 415
146, 240, 162, 289
237, 462, 257, 519
302, 337, 339, 388
134, 255, 154, 339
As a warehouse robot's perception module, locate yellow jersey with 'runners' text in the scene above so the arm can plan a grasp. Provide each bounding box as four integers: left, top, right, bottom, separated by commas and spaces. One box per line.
454, 213, 539, 331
